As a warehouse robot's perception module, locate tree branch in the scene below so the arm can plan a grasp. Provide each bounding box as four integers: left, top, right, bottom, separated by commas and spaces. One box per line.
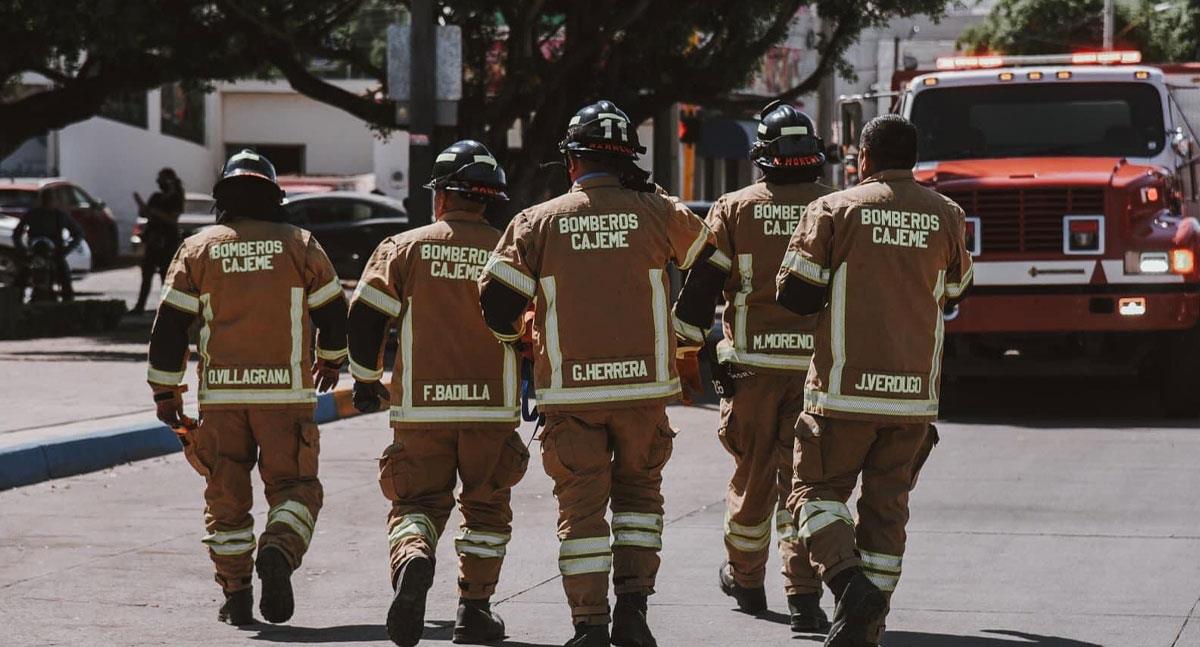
755, 11, 858, 105
217, 0, 394, 126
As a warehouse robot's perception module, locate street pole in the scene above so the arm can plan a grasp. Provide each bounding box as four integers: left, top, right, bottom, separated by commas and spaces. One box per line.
408, 0, 435, 226
652, 105, 680, 195
1102, 0, 1114, 50
816, 10, 836, 185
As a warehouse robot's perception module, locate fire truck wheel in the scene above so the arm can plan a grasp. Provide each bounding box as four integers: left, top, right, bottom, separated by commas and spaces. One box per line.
1161, 327, 1200, 418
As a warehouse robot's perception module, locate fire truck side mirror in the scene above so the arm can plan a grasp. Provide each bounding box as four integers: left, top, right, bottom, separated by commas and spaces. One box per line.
1172, 127, 1193, 158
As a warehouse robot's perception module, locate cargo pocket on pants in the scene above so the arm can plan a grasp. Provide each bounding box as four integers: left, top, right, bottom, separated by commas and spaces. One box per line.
180, 428, 211, 479
716, 400, 742, 459
909, 424, 940, 491
493, 432, 530, 490
298, 422, 320, 478
793, 413, 825, 483
378, 442, 412, 502
647, 421, 676, 471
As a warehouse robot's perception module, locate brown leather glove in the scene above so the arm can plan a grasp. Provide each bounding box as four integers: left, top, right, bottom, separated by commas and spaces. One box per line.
153, 386, 190, 428
676, 346, 703, 406
516, 308, 537, 362
313, 359, 343, 393
352, 380, 391, 413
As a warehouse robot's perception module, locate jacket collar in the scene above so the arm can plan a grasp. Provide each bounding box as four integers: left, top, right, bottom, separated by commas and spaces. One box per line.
860, 169, 915, 185
440, 208, 488, 223
570, 173, 622, 192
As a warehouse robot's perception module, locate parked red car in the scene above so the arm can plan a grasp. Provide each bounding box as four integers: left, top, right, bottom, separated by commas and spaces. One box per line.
0, 179, 120, 266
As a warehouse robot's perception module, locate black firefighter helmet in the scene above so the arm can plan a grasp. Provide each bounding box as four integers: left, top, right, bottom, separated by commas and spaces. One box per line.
750, 101, 825, 171
213, 149, 283, 204
558, 100, 646, 161
424, 140, 509, 203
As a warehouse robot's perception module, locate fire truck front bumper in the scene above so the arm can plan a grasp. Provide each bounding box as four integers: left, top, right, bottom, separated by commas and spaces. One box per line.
948, 287, 1200, 334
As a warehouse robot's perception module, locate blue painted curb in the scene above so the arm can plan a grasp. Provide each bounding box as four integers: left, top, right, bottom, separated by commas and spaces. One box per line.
0, 392, 344, 491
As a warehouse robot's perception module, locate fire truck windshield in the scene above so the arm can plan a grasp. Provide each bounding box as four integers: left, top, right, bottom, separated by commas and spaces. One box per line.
910, 82, 1165, 161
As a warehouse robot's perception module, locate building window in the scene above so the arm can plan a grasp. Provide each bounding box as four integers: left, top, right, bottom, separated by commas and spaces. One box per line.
224, 144, 306, 175
99, 91, 148, 129
161, 83, 206, 145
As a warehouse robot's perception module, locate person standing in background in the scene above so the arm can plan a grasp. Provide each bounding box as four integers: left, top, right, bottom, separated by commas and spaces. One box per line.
133, 167, 185, 313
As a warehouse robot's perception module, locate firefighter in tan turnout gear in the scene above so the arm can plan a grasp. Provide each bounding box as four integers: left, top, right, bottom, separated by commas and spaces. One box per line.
147, 150, 348, 626
478, 100, 715, 647
348, 140, 526, 647
776, 115, 973, 647
672, 101, 832, 634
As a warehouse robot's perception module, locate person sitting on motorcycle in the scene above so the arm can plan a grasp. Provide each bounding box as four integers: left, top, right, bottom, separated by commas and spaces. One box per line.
13, 191, 83, 301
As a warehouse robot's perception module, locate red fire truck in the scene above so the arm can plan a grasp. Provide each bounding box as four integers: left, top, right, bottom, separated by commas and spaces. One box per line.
839, 52, 1200, 415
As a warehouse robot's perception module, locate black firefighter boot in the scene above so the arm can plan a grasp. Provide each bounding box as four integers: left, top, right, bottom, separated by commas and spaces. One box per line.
217, 587, 254, 626
788, 591, 832, 633
453, 598, 506, 644
564, 622, 609, 647
611, 593, 657, 647
824, 569, 887, 647
256, 546, 295, 624
718, 561, 768, 614
388, 555, 435, 647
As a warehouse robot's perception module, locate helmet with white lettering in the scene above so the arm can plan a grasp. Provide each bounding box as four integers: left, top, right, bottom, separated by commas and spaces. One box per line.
424, 140, 509, 204
558, 100, 646, 161
750, 101, 825, 171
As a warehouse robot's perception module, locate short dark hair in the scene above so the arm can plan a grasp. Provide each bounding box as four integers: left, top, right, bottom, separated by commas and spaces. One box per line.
860, 114, 918, 171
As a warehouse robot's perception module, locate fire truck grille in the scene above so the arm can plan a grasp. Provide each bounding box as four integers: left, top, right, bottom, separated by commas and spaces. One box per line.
942, 188, 1105, 253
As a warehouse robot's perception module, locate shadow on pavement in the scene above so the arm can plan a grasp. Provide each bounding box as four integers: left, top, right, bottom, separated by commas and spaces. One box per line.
940, 375, 1200, 429
880, 629, 1103, 646
247, 622, 390, 643
245, 620, 559, 647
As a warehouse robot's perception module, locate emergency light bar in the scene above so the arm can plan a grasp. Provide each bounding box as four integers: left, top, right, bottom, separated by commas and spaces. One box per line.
936, 51, 1141, 71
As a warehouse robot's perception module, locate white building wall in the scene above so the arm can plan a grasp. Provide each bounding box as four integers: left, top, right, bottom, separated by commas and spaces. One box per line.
57, 91, 219, 253
221, 90, 376, 175
372, 132, 410, 200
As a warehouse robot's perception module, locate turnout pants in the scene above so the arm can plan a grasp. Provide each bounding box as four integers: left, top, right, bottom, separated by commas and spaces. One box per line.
378, 427, 529, 599
541, 405, 676, 626
786, 413, 938, 643
719, 372, 820, 595
181, 407, 323, 593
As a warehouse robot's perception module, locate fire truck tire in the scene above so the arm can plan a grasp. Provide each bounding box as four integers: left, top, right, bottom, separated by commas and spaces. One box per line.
1161, 327, 1200, 418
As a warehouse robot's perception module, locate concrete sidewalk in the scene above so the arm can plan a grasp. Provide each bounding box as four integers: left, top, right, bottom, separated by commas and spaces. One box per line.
0, 266, 366, 489
2, 405, 1198, 646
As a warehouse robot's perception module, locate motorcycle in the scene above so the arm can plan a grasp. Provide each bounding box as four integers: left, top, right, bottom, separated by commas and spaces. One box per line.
24, 236, 62, 303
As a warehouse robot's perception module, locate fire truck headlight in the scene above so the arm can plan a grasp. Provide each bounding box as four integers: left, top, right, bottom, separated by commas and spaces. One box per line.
1138, 251, 1170, 273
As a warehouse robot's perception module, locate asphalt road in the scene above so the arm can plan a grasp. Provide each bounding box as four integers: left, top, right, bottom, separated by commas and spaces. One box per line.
2, 395, 1199, 646
3, 267, 1200, 646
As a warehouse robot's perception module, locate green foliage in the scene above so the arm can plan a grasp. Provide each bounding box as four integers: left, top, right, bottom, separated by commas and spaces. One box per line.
0, 0, 956, 209
958, 0, 1200, 62
0, 0, 375, 158
431, 0, 955, 207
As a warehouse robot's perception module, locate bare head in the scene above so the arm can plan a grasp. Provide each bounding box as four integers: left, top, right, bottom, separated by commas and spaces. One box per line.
433, 189, 487, 220
858, 114, 919, 179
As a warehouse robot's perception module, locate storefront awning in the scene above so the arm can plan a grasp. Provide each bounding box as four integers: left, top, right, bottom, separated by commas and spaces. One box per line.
699, 118, 757, 160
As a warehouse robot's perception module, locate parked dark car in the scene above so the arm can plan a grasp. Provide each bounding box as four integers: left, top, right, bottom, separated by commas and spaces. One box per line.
0, 179, 120, 265
685, 201, 713, 220
282, 191, 409, 279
